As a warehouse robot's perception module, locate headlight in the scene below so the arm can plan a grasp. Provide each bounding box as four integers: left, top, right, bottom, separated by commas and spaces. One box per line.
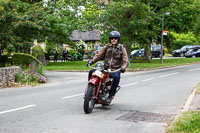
95, 62, 104, 69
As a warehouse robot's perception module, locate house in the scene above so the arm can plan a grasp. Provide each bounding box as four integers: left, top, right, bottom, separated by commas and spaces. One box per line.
70, 29, 101, 50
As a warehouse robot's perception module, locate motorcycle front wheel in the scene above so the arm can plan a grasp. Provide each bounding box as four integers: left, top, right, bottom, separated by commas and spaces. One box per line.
84, 84, 96, 114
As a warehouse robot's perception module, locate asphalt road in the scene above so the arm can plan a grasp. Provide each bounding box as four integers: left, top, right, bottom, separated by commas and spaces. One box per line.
0, 63, 200, 133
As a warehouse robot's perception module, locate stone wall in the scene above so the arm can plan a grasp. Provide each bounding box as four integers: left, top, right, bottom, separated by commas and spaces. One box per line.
0, 67, 19, 88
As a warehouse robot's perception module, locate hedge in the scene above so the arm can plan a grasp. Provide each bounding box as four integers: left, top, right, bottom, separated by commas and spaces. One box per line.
12, 53, 42, 66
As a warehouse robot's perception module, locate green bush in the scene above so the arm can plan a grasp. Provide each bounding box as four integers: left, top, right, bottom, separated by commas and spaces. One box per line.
32, 46, 46, 64
12, 53, 42, 67
169, 40, 196, 53
69, 49, 77, 55
32, 46, 45, 59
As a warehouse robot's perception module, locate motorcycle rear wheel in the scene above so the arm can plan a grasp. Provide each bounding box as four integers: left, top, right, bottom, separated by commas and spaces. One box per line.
84, 84, 96, 114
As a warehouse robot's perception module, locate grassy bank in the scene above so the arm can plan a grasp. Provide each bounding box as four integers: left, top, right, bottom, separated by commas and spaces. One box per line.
167, 111, 200, 133
45, 58, 200, 71
167, 83, 200, 133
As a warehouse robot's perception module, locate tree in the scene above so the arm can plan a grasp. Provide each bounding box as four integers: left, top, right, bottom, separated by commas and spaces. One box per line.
0, 0, 49, 55
97, 0, 157, 61
95, 0, 200, 61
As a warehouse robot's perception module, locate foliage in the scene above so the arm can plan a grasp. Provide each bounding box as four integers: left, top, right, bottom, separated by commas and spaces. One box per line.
31, 45, 46, 64
167, 111, 200, 133
81, 3, 102, 30
88, 0, 200, 59
12, 53, 42, 67
75, 40, 86, 54
169, 32, 198, 43
0, 55, 9, 67
16, 63, 46, 86
166, 31, 199, 52
99, 1, 155, 46
32, 45, 45, 59
0, 0, 50, 55
1, 0, 200, 62
163, 0, 200, 34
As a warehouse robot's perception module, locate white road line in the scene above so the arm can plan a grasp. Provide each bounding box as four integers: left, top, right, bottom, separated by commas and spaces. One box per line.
0, 104, 36, 115
121, 82, 138, 87
158, 72, 179, 78
142, 78, 155, 82
62, 93, 84, 99
189, 68, 200, 71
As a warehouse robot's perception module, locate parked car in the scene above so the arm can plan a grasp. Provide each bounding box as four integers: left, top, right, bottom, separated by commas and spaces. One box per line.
172, 45, 200, 57
151, 45, 165, 58
130, 49, 144, 59
185, 48, 200, 58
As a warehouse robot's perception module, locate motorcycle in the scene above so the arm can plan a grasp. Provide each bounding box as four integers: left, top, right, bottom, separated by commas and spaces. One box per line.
83, 62, 121, 114
72, 53, 83, 61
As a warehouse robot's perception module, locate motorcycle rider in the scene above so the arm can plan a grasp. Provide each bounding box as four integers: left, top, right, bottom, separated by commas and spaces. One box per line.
87, 31, 129, 103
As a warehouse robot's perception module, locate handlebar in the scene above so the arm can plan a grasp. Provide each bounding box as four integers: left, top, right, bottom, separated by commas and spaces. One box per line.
88, 64, 121, 73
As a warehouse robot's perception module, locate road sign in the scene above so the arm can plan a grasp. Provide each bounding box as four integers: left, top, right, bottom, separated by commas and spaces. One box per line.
163, 30, 167, 35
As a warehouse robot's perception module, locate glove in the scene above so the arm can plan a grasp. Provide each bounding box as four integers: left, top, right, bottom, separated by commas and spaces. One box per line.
120, 68, 126, 73
87, 60, 94, 67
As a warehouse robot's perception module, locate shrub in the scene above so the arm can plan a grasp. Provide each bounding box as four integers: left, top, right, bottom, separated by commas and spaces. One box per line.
32, 46, 46, 64
12, 53, 42, 67
32, 46, 45, 59
15, 63, 46, 86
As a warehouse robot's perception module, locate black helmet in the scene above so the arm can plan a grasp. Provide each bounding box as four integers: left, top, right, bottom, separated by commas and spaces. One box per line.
109, 31, 120, 43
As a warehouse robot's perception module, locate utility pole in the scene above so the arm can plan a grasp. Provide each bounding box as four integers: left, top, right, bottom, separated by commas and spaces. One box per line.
160, 12, 170, 64
160, 15, 164, 64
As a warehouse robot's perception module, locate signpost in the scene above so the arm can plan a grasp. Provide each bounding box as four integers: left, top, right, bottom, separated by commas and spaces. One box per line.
160, 12, 170, 64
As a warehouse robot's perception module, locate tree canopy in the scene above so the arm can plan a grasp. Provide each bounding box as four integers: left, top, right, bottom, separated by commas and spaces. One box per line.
1, 0, 200, 58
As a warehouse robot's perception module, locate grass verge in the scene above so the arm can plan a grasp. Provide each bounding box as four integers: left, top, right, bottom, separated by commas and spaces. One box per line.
45, 58, 200, 71
195, 83, 200, 94
167, 111, 200, 133
167, 83, 200, 133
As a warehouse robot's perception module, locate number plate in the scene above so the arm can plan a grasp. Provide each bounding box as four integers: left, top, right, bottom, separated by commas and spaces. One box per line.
93, 70, 102, 77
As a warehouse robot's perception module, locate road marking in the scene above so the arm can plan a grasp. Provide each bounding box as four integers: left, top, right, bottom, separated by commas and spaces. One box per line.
189, 68, 200, 71
122, 82, 138, 87
62, 93, 84, 99
142, 78, 155, 82
158, 72, 179, 78
0, 104, 36, 115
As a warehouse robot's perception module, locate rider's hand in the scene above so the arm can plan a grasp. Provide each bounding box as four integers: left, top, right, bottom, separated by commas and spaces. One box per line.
87, 60, 94, 67
120, 68, 126, 73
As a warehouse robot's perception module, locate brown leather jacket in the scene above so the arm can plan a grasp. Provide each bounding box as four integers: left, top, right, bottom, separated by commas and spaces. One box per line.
92, 43, 129, 69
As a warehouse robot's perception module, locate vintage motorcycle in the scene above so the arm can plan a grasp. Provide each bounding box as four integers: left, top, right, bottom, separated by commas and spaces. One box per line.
83, 62, 121, 114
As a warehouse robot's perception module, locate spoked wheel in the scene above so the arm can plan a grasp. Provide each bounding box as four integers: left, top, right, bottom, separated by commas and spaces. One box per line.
84, 84, 96, 114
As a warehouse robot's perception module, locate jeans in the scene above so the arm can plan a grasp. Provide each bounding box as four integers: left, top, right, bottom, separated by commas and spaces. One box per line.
88, 69, 121, 97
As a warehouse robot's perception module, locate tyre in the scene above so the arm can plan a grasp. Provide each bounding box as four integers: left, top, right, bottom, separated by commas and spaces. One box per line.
84, 84, 96, 114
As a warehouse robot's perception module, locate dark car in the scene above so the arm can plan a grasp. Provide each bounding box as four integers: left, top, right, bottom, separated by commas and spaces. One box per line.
151, 45, 165, 58
185, 48, 200, 58
172, 45, 200, 57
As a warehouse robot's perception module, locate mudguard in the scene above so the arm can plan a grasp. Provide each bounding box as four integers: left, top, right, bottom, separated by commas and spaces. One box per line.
89, 76, 99, 85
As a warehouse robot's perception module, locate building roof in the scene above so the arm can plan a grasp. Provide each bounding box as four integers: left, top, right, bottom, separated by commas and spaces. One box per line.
70, 30, 101, 41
